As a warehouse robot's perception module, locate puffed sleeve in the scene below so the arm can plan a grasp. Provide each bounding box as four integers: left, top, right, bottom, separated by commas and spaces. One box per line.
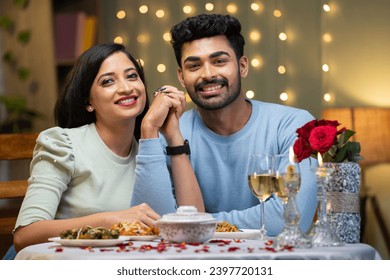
14, 127, 75, 229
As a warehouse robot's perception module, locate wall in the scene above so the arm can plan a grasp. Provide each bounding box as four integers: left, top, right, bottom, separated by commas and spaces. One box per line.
0, 0, 57, 132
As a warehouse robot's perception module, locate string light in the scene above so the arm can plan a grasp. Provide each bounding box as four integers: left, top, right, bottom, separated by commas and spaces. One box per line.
251, 2, 264, 12
157, 64, 166, 73
163, 32, 171, 42
280, 92, 288, 101
156, 10, 165, 18
323, 4, 331, 12
113, 36, 123, 44
246, 90, 255, 99
139, 5, 148, 14
323, 93, 332, 102
321, 0, 332, 103
116, 10, 126, 19
183, 5, 193, 14
273, 9, 282, 18
250, 57, 263, 69
249, 30, 261, 42
275, 0, 288, 103
278, 32, 287, 41
136, 34, 148, 44
226, 4, 238, 14
278, 65, 286, 74
205, 3, 214, 11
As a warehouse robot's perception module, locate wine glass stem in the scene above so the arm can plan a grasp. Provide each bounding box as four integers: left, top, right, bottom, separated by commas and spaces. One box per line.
259, 200, 266, 237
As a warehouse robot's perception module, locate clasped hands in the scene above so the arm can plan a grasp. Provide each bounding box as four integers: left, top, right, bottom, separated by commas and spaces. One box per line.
141, 85, 186, 144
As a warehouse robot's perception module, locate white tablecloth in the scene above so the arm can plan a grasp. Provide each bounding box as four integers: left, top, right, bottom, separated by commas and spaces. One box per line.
15, 238, 381, 260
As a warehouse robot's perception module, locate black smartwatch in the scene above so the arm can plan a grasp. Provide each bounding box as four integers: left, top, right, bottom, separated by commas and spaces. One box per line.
166, 139, 191, 156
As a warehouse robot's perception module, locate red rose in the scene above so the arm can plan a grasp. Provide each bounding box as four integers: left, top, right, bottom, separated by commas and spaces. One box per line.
296, 120, 317, 139
308, 125, 337, 153
293, 137, 312, 162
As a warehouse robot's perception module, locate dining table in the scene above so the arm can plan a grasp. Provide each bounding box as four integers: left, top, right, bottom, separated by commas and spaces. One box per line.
14, 237, 381, 260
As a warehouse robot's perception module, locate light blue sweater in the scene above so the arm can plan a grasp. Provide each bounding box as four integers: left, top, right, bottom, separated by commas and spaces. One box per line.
131, 100, 317, 236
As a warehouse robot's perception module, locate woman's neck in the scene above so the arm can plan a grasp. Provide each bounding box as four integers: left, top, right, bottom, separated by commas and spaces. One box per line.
95, 122, 134, 157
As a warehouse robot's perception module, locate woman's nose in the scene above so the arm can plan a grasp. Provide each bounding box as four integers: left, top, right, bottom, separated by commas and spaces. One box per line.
116, 80, 131, 94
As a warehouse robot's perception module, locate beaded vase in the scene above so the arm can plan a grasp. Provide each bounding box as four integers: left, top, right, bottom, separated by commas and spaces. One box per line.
324, 162, 361, 243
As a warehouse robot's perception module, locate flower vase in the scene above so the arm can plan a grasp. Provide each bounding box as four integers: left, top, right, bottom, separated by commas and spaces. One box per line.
323, 162, 361, 243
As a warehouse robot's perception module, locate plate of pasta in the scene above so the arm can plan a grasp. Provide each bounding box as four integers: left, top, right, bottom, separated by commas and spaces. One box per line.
111, 221, 160, 241
212, 221, 260, 240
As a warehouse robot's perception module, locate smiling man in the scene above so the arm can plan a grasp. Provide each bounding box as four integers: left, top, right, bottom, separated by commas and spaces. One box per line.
132, 14, 317, 236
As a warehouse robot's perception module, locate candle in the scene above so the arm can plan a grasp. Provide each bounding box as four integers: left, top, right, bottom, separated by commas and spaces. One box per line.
289, 146, 295, 164
318, 152, 323, 166
316, 153, 327, 177
287, 147, 295, 174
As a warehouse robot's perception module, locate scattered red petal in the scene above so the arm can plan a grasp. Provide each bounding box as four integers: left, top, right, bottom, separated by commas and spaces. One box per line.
227, 247, 240, 252
55, 247, 63, 252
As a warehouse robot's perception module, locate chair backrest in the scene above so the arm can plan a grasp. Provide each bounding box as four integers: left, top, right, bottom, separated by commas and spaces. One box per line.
0, 133, 38, 239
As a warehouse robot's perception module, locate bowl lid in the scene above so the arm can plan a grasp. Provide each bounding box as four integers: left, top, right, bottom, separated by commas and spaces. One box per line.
158, 206, 216, 223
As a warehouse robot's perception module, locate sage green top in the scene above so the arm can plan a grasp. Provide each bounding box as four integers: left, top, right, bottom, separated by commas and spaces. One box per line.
15, 123, 138, 230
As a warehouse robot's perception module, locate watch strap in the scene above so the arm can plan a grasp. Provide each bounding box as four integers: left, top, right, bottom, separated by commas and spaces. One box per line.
166, 139, 191, 155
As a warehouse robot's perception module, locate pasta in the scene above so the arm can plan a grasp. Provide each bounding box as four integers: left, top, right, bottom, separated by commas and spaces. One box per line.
110, 221, 159, 236
215, 221, 240, 232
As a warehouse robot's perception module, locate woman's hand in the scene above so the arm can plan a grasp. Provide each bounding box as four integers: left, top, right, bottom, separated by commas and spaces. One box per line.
107, 203, 161, 228
141, 85, 186, 145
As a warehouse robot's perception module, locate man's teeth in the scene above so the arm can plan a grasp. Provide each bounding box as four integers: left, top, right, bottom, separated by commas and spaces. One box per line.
202, 85, 222, 92
117, 98, 135, 104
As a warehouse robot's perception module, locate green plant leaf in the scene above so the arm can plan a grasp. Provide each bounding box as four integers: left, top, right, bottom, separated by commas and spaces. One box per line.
13, 0, 29, 9
337, 129, 355, 147
18, 67, 30, 80
17, 30, 31, 44
0, 15, 14, 31
334, 141, 361, 163
2, 51, 15, 64
0, 95, 27, 111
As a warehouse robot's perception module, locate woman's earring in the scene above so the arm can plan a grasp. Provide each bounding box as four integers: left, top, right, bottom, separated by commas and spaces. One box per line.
86, 105, 94, 112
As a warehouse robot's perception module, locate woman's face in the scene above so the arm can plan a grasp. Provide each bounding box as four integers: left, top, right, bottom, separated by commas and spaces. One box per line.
89, 51, 146, 128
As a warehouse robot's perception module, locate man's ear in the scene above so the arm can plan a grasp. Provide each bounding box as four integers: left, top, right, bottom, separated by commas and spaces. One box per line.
239, 56, 249, 78
177, 68, 186, 87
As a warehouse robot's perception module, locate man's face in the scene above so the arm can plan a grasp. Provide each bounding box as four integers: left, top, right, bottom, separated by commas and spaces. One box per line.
177, 35, 248, 110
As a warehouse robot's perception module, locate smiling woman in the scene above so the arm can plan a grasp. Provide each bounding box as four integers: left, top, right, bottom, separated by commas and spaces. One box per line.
9, 43, 164, 258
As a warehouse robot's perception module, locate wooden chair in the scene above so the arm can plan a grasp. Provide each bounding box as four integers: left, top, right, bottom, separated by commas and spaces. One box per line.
0, 132, 38, 257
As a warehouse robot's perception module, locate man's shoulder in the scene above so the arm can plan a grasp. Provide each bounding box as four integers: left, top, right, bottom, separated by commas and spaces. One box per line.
251, 99, 306, 113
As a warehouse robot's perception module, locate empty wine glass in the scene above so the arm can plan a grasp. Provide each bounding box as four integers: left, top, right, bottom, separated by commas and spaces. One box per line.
248, 154, 275, 240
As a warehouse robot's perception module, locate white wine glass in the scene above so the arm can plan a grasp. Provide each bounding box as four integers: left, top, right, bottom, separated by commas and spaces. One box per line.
248, 154, 275, 240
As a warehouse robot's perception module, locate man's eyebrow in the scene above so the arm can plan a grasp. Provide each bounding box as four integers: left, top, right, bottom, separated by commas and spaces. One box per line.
209, 51, 230, 59
183, 51, 231, 64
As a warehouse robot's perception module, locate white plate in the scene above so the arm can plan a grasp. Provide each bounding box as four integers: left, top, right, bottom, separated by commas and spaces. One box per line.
125, 235, 160, 241
48, 236, 130, 247
212, 229, 260, 240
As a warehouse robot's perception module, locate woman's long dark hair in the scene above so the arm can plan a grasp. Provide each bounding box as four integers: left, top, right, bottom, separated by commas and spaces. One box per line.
54, 42, 149, 141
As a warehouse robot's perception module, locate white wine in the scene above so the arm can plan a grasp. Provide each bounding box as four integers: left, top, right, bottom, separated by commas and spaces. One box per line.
274, 173, 301, 203
248, 174, 273, 201
273, 176, 288, 204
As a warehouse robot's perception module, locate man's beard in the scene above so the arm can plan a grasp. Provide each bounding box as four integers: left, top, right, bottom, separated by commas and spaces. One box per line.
189, 76, 242, 111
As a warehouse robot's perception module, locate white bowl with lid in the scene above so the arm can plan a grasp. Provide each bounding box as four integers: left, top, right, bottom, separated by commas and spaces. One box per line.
157, 206, 217, 243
